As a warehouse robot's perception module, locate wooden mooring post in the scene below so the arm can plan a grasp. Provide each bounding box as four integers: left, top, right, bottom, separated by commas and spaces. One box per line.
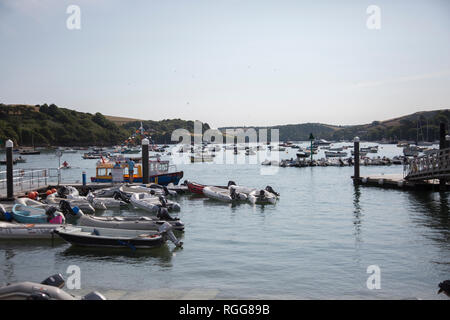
142, 138, 149, 184
6, 139, 14, 200
353, 136, 360, 184
439, 123, 448, 191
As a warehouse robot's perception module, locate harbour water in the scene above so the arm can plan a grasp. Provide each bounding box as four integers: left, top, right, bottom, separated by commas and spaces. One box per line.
0, 143, 449, 299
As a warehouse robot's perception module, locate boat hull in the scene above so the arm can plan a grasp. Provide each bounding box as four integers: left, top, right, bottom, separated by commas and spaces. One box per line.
91, 171, 183, 186
54, 229, 165, 249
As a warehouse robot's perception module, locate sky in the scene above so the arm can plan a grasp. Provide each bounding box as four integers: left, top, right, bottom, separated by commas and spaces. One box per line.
0, 0, 449, 128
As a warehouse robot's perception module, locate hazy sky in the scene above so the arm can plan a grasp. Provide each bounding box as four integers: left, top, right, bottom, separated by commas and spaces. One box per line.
1, 0, 449, 128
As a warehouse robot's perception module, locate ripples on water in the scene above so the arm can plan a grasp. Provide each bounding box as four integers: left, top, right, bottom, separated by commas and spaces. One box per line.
0, 144, 449, 299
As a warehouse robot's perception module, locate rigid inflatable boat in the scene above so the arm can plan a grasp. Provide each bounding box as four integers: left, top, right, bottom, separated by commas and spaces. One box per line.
0, 274, 106, 300
130, 193, 181, 213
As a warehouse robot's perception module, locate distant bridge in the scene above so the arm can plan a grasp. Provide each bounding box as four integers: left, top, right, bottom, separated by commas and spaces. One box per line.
404, 147, 450, 181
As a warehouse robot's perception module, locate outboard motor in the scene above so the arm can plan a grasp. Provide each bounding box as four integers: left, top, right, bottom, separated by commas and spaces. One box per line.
258, 190, 266, 201
265, 186, 280, 197
82, 291, 107, 300
163, 186, 170, 196
158, 222, 183, 247
45, 206, 58, 221
59, 200, 75, 216
230, 187, 238, 200
27, 292, 51, 300
157, 207, 175, 221
113, 191, 130, 203
41, 274, 65, 288
57, 186, 69, 198
158, 196, 168, 208
227, 181, 236, 187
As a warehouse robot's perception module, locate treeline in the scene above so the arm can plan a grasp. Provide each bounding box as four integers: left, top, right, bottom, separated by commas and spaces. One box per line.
220, 123, 342, 141
122, 120, 210, 144
220, 110, 450, 142
0, 104, 210, 147
329, 110, 450, 142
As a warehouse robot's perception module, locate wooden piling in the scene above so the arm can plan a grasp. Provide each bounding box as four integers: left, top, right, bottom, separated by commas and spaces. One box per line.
353, 137, 360, 183
439, 123, 446, 191
6, 140, 14, 200
142, 138, 149, 184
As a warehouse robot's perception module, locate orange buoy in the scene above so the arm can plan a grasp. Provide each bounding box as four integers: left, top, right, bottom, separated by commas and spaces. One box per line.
46, 190, 53, 196
28, 191, 37, 200
51, 188, 57, 193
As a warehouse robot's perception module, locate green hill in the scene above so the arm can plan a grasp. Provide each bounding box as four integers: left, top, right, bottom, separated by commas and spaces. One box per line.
0, 104, 209, 147
220, 109, 450, 142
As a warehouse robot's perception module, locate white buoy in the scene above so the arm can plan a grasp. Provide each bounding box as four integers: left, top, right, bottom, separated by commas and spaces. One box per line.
362, 177, 368, 183
378, 179, 384, 185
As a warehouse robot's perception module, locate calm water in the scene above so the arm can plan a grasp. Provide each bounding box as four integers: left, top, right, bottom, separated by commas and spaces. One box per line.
0, 143, 449, 299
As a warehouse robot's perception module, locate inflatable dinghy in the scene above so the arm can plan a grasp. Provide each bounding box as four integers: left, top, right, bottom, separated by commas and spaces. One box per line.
54, 222, 182, 249
0, 221, 62, 239
130, 193, 181, 213
59, 201, 184, 231
0, 274, 106, 300
11, 204, 65, 224
248, 189, 277, 205
203, 186, 247, 202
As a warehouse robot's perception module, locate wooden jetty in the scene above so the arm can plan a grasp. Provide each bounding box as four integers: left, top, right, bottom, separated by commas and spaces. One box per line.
352, 123, 450, 192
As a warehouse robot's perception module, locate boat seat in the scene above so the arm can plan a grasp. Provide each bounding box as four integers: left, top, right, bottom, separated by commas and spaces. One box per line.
113, 217, 125, 221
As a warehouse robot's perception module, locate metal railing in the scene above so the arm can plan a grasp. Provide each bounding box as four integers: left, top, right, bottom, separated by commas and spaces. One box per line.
0, 168, 60, 194
404, 147, 450, 181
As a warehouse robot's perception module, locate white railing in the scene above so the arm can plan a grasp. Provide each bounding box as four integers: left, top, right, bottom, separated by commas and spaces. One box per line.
0, 168, 60, 194
405, 148, 450, 180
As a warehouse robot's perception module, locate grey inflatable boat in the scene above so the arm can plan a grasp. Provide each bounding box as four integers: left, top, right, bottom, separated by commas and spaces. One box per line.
0, 274, 106, 300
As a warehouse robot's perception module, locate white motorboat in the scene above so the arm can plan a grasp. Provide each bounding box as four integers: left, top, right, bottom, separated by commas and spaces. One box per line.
203, 186, 247, 202
130, 193, 181, 213
54, 223, 182, 248
248, 189, 277, 205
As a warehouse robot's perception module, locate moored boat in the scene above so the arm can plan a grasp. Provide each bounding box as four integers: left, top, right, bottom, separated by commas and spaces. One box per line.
203, 186, 247, 202
53, 223, 182, 249
11, 204, 65, 224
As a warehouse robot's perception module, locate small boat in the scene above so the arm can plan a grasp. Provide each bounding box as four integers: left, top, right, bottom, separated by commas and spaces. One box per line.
14, 156, 26, 163
0, 274, 106, 300
45, 190, 96, 214
91, 160, 183, 185
0, 221, 62, 239
53, 223, 182, 249
19, 149, 40, 155
186, 181, 207, 194
325, 151, 347, 158
130, 193, 181, 213
203, 186, 247, 202
190, 154, 214, 163
59, 201, 184, 231
11, 204, 65, 224
248, 189, 277, 205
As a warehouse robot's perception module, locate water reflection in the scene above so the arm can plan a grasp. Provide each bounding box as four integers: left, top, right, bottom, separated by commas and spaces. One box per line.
406, 191, 450, 244
56, 243, 179, 267
2, 248, 15, 283
352, 185, 363, 242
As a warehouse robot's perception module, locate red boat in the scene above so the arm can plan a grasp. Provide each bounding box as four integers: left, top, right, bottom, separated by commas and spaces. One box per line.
187, 181, 206, 195
186, 181, 233, 195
